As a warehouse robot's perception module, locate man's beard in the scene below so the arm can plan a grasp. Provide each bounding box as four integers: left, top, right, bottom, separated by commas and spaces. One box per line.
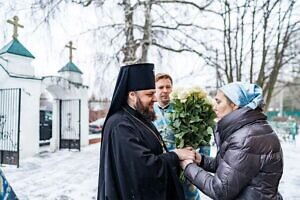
134, 97, 156, 121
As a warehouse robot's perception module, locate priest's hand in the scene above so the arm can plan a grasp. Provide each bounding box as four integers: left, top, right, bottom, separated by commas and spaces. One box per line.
173, 148, 196, 161
180, 159, 193, 170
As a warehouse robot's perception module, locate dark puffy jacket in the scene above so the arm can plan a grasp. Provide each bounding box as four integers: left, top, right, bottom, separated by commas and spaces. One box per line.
184, 107, 283, 200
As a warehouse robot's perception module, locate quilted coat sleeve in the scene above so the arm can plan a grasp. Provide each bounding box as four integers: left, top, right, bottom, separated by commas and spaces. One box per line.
200, 153, 220, 173
184, 135, 261, 200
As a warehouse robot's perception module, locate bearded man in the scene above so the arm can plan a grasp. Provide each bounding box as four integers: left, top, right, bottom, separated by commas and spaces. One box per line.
98, 63, 196, 200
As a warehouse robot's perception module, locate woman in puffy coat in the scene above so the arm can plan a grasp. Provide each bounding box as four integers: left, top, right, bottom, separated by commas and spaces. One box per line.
181, 82, 283, 200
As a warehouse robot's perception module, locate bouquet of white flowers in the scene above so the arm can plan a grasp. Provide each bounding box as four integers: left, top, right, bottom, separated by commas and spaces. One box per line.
170, 87, 216, 149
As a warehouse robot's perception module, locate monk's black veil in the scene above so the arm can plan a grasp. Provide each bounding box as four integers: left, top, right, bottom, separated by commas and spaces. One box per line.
103, 63, 155, 130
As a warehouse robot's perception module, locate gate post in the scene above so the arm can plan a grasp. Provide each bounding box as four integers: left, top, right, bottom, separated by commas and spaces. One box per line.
17, 88, 21, 167
50, 99, 60, 152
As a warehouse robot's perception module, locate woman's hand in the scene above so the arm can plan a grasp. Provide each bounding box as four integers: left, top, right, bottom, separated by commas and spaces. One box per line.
195, 152, 202, 165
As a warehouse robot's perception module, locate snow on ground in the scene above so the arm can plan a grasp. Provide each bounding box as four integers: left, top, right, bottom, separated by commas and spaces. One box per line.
2, 136, 300, 200
278, 137, 300, 199
2, 145, 100, 200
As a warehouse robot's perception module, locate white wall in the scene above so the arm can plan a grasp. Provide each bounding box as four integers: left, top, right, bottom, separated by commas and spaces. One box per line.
80, 88, 89, 146
0, 65, 9, 82
59, 71, 83, 84
50, 99, 60, 152
1, 54, 34, 76
1, 75, 42, 159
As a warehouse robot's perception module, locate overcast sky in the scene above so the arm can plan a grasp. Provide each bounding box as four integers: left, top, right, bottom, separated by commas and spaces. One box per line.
1, 1, 299, 99
0, 1, 219, 98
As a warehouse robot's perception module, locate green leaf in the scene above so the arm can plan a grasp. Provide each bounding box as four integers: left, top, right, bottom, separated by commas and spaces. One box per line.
189, 116, 200, 123
178, 138, 185, 148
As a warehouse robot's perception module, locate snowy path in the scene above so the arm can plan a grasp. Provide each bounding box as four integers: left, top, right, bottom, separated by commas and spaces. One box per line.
2, 137, 300, 200
2, 145, 100, 200
278, 140, 300, 199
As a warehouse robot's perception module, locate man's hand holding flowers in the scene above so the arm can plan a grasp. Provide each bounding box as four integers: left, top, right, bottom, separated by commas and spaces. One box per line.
179, 151, 202, 169
173, 147, 197, 161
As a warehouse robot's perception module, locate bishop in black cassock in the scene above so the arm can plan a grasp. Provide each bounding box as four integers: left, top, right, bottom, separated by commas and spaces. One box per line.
98, 63, 185, 200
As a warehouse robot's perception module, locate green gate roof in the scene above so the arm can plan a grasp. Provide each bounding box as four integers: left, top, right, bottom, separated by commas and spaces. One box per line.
0, 38, 35, 58
58, 61, 83, 74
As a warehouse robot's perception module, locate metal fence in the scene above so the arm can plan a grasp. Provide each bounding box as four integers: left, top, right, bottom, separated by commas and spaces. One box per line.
0, 88, 21, 167
59, 99, 81, 150
269, 121, 298, 141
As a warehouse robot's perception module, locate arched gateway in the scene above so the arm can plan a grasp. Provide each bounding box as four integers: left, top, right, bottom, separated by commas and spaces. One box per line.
0, 16, 89, 167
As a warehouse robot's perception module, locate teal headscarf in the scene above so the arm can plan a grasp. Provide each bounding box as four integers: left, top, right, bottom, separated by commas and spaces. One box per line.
220, 82, 264, 109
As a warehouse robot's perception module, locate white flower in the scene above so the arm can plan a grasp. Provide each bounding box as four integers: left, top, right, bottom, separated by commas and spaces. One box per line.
170, 86, 216, 148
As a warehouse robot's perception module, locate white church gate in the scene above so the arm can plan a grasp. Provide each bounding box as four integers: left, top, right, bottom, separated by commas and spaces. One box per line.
59, 99, 81, 150
0, 88, 21, 167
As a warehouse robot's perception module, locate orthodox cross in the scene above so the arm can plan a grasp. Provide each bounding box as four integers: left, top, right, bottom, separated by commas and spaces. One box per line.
7, 16, 24, 39
65, 41, 76, 62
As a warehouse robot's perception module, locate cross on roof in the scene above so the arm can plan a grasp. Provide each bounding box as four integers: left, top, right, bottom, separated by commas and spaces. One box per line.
7, 16, 24, 39
65, 41, 76, 62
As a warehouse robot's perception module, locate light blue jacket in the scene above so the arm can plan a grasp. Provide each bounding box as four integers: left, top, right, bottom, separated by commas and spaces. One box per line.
153, 102, 200, 200
0, 169, 17, 200
153, 102, 175, 150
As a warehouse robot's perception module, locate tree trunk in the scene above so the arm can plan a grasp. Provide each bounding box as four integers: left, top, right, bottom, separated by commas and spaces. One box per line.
122, 0, 138, 64
139, 1, 152, 63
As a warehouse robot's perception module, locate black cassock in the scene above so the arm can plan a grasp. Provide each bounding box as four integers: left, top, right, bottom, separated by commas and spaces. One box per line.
98, 105, 184, 200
